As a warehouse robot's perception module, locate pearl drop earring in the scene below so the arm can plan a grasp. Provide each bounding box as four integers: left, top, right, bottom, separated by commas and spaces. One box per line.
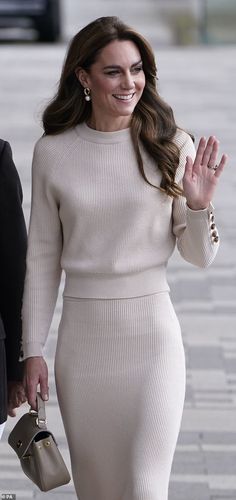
84, 88, 91, 102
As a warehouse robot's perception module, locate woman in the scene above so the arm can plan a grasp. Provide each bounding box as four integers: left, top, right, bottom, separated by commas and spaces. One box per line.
22, 16, 227, 500
0, 139, 27, 439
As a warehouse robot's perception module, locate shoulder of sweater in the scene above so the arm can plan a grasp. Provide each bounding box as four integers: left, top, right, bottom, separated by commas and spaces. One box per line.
34, 127, 79, 161
174, 128, 194, 151
32, 128, 79, 177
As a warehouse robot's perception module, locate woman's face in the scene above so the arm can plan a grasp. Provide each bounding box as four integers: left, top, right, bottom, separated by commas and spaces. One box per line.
77, 39, 146, 130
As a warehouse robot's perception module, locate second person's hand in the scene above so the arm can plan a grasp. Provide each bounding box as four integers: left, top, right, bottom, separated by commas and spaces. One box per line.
7, 381, 27, 417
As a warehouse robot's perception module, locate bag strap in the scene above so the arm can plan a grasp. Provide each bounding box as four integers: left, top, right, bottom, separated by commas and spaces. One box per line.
29, 393, 47, 429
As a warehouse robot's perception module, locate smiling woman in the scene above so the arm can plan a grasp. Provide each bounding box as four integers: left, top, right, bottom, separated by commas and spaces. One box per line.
22, 15, 227, 500
42, 16, 181, 197
75, 39, 146, 131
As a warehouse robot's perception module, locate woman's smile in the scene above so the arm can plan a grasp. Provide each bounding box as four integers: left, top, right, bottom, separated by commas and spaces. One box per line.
112, 92, 136, 101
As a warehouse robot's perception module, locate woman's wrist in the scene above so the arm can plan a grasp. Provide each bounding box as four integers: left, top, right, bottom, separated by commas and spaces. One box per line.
186, 202, 209, 211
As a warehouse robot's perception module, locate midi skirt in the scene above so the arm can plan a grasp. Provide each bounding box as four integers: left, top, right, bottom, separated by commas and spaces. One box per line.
55, 292, 186, 500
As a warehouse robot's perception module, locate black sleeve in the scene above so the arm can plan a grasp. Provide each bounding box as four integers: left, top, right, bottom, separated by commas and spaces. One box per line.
0, 141, 27, 381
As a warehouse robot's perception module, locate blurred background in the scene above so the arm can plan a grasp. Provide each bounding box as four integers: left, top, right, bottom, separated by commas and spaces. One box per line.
0, 0, 236, 214
0, 1, 236, 500
0, 0, 236, 45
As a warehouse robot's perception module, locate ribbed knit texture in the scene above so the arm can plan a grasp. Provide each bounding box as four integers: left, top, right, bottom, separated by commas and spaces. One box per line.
22, 124, 219, 358
55, 292, 186, 500
21, 124, 220, 499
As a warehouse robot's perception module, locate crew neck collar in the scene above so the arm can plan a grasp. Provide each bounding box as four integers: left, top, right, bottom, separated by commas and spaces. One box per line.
76, 122, 131, 144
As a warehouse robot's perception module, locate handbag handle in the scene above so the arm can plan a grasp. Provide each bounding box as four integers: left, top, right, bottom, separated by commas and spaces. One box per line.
29, 392, 47, 429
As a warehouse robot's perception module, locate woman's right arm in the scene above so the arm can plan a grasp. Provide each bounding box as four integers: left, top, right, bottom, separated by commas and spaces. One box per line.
22, 138, 62, 409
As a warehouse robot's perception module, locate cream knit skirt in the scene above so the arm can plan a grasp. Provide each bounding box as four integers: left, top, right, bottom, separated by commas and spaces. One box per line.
55, 292, 186, 500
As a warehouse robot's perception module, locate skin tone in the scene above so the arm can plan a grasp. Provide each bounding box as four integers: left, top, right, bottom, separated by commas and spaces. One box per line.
7, 381, 26, 417
24, 357, 48, 410
23, 39, 228, 410
76, 39, 146, 132
184, 136, 227, 210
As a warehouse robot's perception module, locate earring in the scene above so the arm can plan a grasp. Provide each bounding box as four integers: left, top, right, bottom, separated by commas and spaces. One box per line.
84, 88, 91, 101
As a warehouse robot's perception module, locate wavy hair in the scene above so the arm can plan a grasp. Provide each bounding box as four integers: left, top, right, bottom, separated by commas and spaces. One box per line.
43, 16, 183, 197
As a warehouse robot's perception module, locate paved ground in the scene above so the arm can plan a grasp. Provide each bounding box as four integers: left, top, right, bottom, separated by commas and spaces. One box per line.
0, 2, 236, 499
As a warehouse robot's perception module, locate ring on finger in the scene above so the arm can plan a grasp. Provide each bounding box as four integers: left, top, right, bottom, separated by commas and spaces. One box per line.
207, 163, 218, 171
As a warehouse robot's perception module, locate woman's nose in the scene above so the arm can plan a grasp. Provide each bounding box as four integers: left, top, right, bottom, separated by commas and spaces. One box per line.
121, 72, 135, 89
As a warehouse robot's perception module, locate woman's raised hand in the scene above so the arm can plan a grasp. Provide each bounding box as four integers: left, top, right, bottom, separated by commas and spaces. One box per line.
183, 136, 228, 210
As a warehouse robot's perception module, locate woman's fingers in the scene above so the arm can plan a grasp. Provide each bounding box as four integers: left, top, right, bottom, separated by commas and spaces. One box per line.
185, 155, 193, 173
214, 154, 228, 178
24, 378, 38, 410
205, 139, 219, 169
193, 136, 207, 169
39, 373, 49, 403
201, 136, 218, 167
193, 136, 221, 172
23, 357, 49, 410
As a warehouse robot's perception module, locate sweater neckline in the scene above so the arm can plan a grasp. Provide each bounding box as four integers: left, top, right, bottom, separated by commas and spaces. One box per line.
75, 122, 131, 144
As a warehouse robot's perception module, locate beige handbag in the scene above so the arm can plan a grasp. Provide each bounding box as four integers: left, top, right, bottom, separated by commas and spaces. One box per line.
8, 393, 71, 492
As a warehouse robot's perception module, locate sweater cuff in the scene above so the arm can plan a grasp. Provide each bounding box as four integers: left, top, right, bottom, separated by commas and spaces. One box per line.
19, 342, 43, 361
186, 201, 214, 217
186, 202, 219, 244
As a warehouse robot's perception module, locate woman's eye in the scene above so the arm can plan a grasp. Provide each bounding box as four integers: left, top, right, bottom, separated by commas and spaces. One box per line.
132, 66, 143, 73
105, 70, 119, 76
105, 67, 143, 76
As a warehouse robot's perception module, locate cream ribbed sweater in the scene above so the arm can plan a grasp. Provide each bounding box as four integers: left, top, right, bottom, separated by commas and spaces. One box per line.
22, 123, 219, 358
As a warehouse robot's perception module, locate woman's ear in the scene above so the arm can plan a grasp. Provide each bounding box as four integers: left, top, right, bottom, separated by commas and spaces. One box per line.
75, 67, 90, 88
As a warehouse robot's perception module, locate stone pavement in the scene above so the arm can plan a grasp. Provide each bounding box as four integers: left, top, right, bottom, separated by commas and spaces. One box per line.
0, 2, 236, 499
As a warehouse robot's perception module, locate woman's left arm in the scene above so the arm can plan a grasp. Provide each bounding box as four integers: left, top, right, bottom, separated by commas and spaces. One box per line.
172, 134, 228, 267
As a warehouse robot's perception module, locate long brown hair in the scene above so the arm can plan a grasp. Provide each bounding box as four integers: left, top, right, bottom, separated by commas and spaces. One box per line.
43, 16, 183, 197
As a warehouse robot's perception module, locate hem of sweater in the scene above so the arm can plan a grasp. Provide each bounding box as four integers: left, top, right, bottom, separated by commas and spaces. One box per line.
63, 267, 169, 299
